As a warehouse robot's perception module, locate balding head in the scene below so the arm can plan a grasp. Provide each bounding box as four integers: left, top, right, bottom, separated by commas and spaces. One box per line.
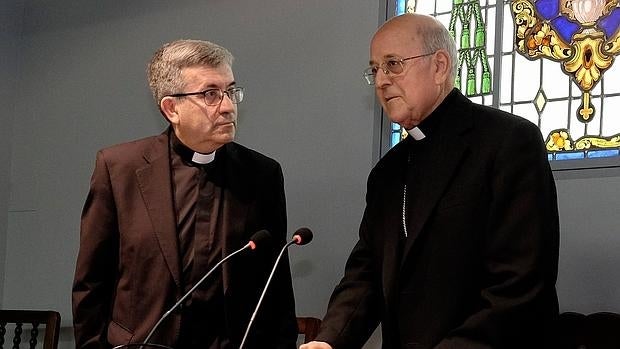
374, 13, 458, 84
368, 13, 457, 128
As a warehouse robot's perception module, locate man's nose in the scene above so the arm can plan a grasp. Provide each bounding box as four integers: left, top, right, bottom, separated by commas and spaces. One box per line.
218, 93, 236, 113
374, 68, 391, 88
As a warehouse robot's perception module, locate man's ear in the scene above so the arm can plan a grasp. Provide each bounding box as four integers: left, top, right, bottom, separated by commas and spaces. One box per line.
160, 96, 180, 125
433, 49, 451, 84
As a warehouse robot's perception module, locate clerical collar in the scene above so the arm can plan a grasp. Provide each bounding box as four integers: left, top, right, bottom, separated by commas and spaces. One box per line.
170, 130, 216, 165
192, 151, 215, 164
407, 127, 426, 140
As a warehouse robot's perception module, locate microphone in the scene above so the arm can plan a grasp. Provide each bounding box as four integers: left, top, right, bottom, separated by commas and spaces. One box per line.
238, 227, 314, 349
292, 227, 313, 246
134, 230, 272, 348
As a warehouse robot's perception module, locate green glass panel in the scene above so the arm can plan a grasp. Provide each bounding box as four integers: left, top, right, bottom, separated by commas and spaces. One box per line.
447, 0, 492, 95
467, 71, 476, 95
482, 71, 491, 93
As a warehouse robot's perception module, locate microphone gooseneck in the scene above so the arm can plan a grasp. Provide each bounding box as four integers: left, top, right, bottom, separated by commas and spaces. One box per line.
141, 230, 271, 346
238, 227, 314, 349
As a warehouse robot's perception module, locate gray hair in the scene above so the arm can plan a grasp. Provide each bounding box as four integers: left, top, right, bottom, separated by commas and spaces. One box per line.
418, 20, 458, 83
147, 39, 234, 104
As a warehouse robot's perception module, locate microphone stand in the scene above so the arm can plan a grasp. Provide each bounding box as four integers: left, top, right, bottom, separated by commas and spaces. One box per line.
238, 239, 296, 349
142, 241, 253, 345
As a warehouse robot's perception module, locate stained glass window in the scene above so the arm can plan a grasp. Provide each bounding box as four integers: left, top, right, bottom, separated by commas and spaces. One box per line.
386, 0, 620, 168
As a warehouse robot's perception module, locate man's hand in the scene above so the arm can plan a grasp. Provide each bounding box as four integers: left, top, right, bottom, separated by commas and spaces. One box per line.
299, 341, 333, 349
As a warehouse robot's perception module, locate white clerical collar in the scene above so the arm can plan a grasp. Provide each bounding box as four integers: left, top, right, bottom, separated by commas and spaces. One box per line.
407, 127, 426, 140
192, 151, 216, 164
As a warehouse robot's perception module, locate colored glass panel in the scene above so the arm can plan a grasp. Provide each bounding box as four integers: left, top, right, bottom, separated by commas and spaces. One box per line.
551, 17, 581, 43
556, 152, 586, 160
588, 149, 620, 158
598, 8, 620, 38
397, 0, 406, 14
535, 0, 559, 20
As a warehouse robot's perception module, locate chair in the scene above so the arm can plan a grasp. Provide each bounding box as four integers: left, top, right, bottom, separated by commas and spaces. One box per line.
297, 316, 322, 343
0, 310, 61, 349
557, 311, 620, 349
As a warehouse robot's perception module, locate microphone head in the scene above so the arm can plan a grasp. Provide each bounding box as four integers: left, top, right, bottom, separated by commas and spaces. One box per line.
292, 227, 313, 245
249, 229, 272, 250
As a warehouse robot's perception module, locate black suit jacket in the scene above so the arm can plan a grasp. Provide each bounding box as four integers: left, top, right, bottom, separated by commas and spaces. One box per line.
72, 129, 297, 349
317, 90, 559, 349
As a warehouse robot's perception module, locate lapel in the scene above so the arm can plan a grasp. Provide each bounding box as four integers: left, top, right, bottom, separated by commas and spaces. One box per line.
216, 143, 250, 293
399, 90, 473, 270
135, 131, 181, 287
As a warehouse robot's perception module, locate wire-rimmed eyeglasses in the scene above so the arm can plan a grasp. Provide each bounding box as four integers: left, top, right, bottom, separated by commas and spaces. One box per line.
166, 87, 245, 105
363, 52, 435, 85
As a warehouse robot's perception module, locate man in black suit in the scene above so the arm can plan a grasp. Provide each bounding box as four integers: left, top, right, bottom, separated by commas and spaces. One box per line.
301, 13, 559, 349
73, 39, 297, 349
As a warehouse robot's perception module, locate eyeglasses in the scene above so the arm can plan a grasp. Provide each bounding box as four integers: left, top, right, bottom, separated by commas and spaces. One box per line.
363, 52, 435, 85
166, 87, 245, 105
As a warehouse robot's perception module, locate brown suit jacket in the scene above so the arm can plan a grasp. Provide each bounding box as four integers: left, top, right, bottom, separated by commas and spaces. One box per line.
72, 129, 297, 349
317, 89, 559, 349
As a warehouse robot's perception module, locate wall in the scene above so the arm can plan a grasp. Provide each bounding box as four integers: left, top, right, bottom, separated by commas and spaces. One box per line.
0, 0, 24, 305
2, 1, 620, 349
4, 0, 381, 347
555, 169, 620, 313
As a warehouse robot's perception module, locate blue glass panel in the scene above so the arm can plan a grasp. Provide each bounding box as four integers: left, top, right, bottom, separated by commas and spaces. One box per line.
392, 122, 401, 131
555, 151, 585, 160
392, 131, 401, 146
397, 0, 406, 15
535, 0, 559, 20
598, 8, 620, 38
548, 153, 554, 161
586, 149, 620, 158
551, 17, 580, 43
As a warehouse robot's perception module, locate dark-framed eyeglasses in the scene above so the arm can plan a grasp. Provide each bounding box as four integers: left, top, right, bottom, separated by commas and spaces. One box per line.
363, 52, 435, 85
166, 86, 245, 105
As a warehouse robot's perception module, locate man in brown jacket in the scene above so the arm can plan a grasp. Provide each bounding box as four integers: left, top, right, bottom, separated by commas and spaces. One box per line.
73, 39, 297, 349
